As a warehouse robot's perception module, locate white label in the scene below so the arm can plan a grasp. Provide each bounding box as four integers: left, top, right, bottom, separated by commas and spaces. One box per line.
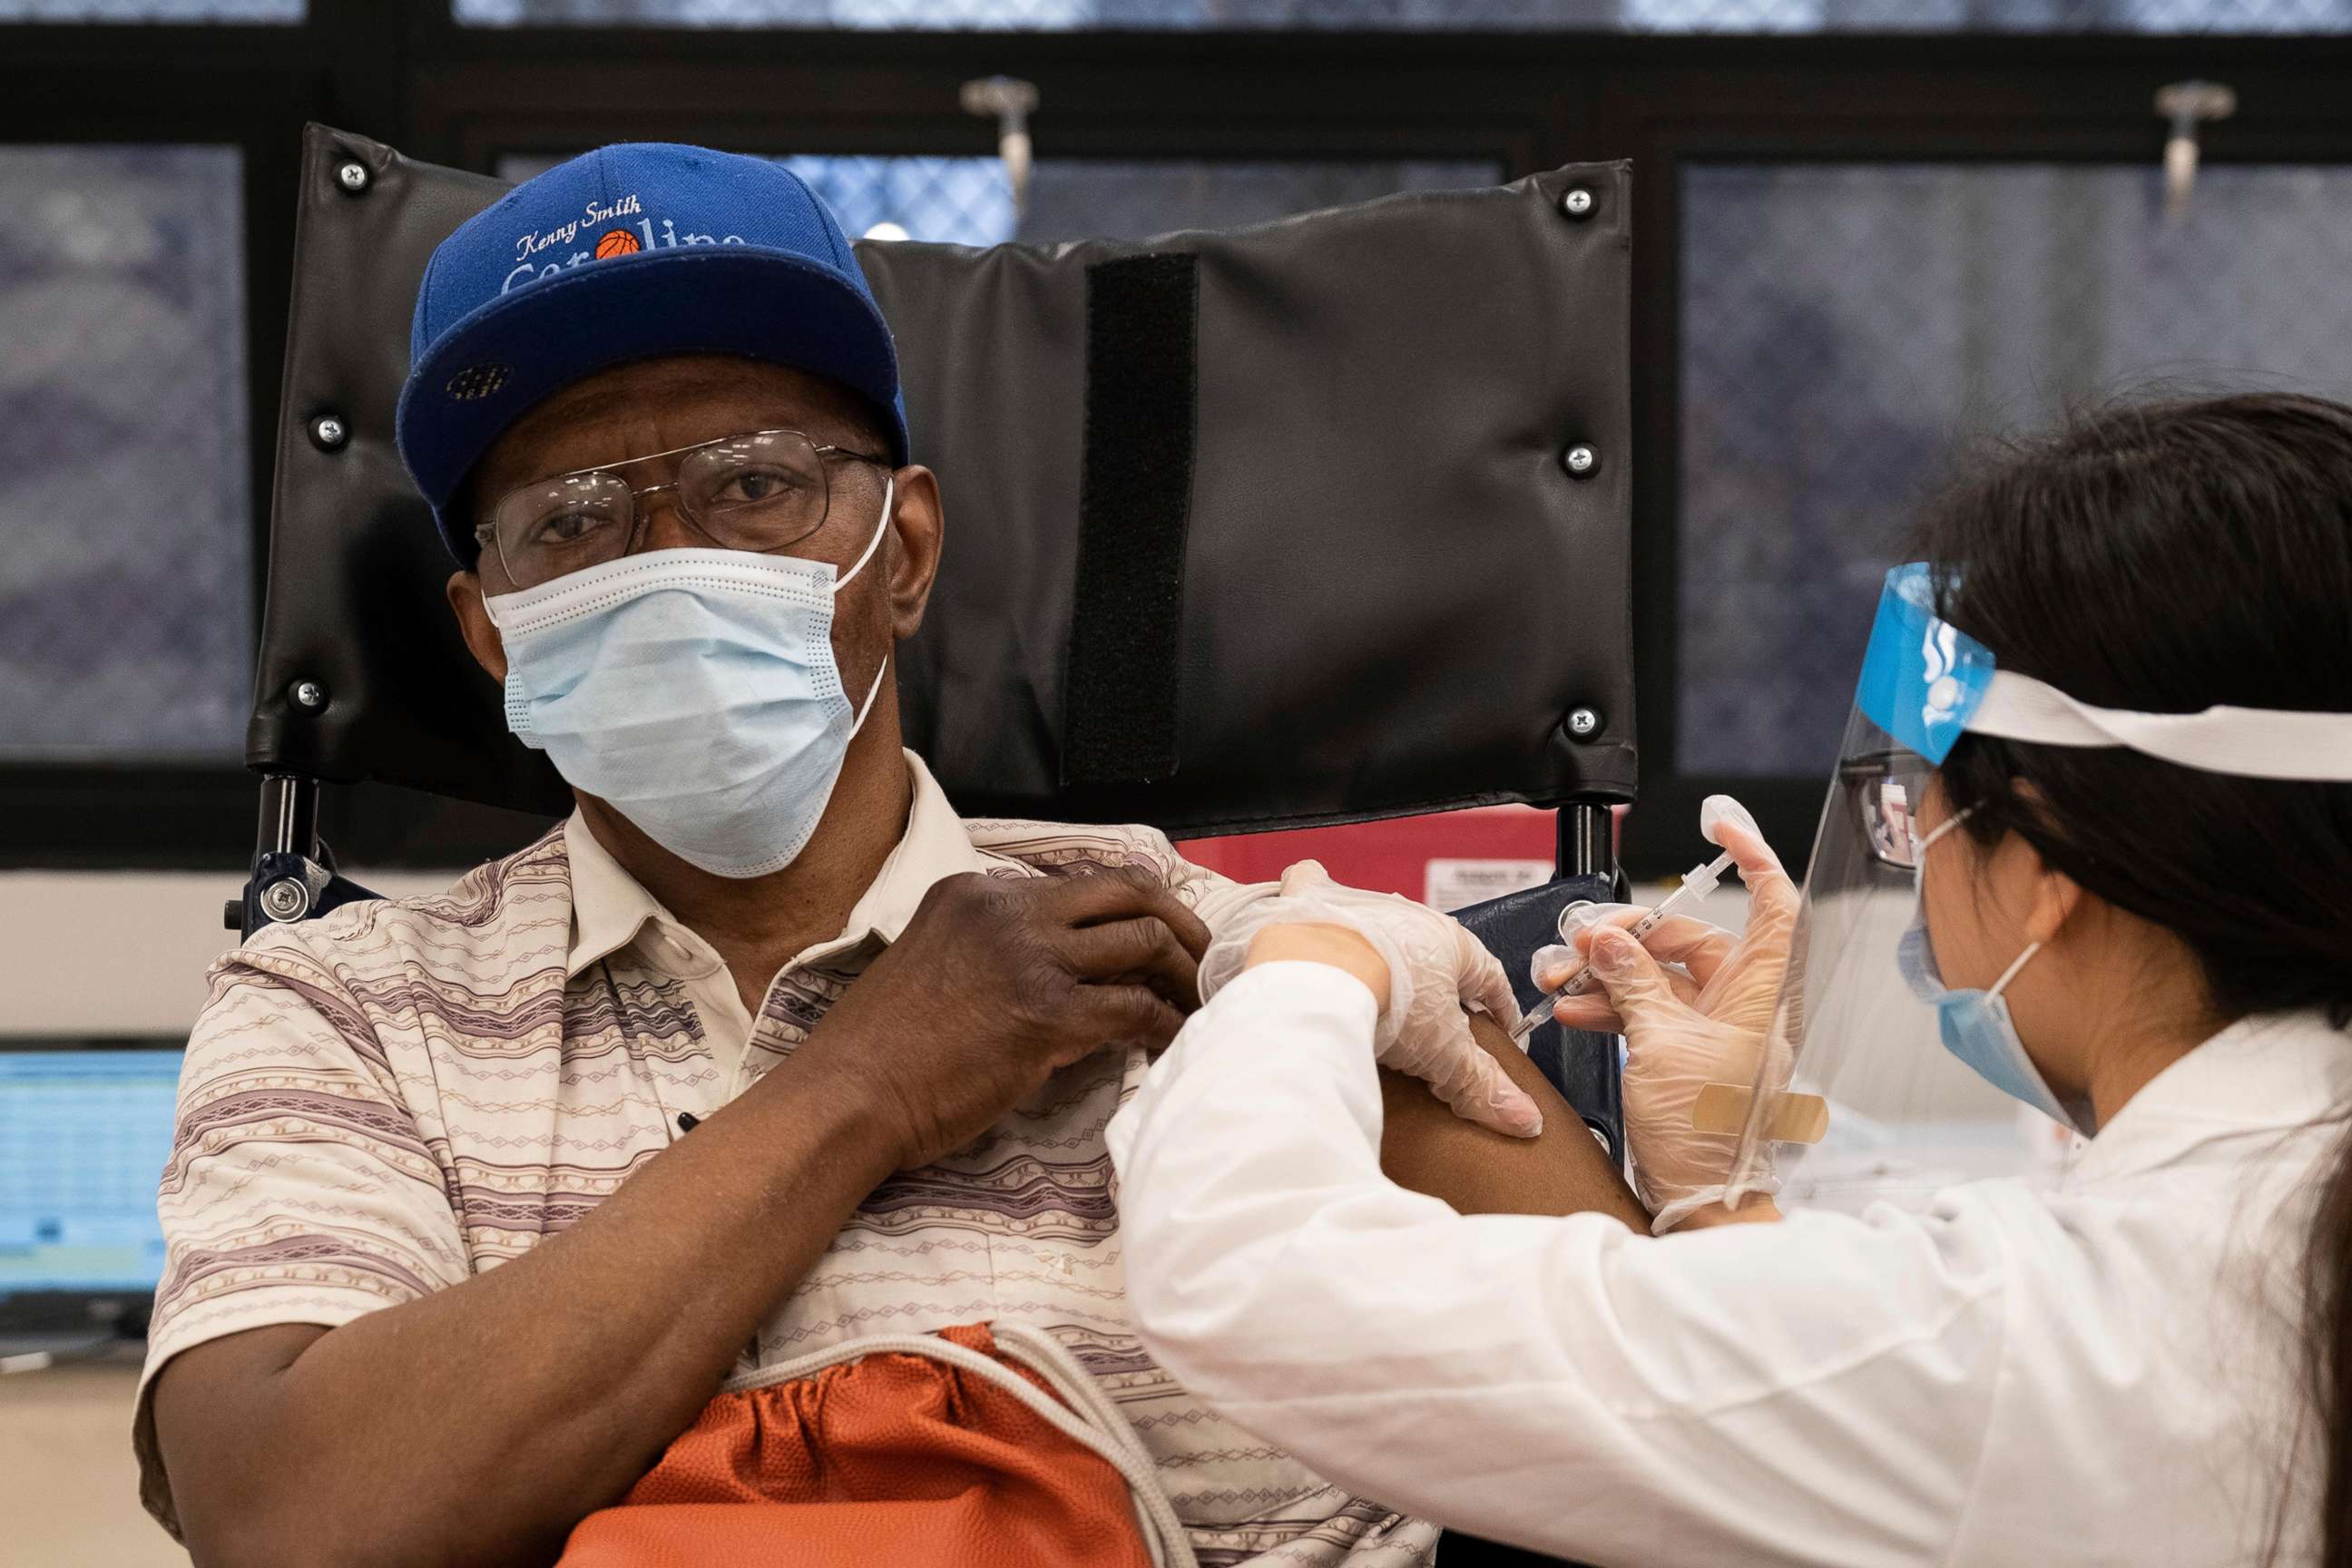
1424, 858, 1553, 913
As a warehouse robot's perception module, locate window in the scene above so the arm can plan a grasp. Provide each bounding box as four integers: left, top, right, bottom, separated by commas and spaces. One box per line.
0, 145, 252, 762
453, 0, 2352, 29
1677, 162, 2352, 778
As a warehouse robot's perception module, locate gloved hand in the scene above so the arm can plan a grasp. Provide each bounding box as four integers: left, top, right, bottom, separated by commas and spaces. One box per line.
1530, 796, 1799, 1230
1200, 860, 1543, 1138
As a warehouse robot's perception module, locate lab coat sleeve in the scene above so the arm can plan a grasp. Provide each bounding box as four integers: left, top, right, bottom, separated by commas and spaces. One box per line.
1105, 963, 2014, 1568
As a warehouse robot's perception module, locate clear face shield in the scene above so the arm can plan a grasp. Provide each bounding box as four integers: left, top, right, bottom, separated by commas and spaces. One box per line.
1723, 566, 2061, 1211
1698, 563, 2352, 1220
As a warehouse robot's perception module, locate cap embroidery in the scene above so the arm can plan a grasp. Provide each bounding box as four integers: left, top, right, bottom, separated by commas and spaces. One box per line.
594, 229, 642, 259
446, 363, 509, 401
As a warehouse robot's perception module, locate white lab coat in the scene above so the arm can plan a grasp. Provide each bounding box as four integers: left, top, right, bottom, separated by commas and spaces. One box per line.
1106, 962, 2352, 1567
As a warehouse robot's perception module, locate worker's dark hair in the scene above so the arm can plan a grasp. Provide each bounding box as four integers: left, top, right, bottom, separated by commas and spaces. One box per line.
1907, 391, 2352, 1563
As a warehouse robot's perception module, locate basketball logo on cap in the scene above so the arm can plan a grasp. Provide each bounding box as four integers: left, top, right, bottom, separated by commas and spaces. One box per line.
594, 229, 642, 259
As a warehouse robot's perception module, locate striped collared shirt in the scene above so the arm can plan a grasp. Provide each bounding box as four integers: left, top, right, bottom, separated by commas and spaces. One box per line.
139, 753, 1436, 1567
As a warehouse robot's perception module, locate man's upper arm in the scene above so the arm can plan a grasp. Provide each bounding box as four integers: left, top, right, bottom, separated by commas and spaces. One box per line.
1377, 1011, 1648, 1227
136, 940, 470, 1534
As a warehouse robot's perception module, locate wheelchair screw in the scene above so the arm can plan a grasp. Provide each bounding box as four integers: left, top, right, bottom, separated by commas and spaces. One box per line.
290, 680, 328, 711
1561, 187, 1595, 220
309, 414, 348, 452
337, 160, 370, 194
1567, 707, 1602, 739
1562, 444, 1597, 477
260, 878, 310, 922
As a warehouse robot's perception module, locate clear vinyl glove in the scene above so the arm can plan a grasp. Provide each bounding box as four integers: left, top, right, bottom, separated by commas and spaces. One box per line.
1529, 796, 1800, 1231
1199, 860, 1543, 1138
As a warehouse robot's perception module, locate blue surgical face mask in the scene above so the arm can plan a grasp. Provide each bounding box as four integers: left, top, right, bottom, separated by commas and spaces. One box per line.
485, 477, 895, 879
1894, 812, 2089, 1134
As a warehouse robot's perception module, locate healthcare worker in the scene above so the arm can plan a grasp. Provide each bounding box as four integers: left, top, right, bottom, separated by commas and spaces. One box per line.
1106, 393, 2352, 1567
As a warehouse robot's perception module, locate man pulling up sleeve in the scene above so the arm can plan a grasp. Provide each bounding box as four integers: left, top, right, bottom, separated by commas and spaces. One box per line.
139, 144, 1616, 1568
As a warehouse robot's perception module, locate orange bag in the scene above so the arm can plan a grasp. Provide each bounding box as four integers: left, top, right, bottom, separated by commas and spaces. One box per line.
557, 1321, 1192, 1568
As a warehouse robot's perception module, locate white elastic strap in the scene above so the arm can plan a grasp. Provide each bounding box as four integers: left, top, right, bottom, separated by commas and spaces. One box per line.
1970, 671, 2352, 781
1986, 939, 2042, 1000
837, 473, 897, 740
832, 472, 895, 593
847, 654, 890, 738
724, 1328, 1198, 1568
1916, 808, 1973, 855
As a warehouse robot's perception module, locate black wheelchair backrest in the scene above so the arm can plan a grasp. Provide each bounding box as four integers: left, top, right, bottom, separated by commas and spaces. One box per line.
251, 124, 1635, 836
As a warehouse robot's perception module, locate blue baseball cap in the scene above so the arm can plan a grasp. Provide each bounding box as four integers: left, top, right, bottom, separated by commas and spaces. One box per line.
395, 142, 909, 565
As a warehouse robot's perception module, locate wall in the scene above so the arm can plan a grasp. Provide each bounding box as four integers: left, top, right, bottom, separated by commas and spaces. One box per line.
0, 867, 464, 1036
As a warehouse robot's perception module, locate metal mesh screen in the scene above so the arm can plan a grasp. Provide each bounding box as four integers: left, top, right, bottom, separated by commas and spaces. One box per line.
0, 0, 301, 17
499, 152, 1498, 245
783, 155, 1013, 243
1678, 162, 2352, 779
1019, 160, 1496, 240
0, 146, 252, 762
454, 0, 2352, 29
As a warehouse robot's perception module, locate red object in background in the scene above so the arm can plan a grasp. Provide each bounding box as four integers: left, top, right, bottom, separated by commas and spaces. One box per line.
1177, 805, 1561, 912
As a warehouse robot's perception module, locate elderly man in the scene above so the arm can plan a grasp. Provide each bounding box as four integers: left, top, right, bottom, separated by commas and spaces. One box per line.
139, 144, 1621, 1567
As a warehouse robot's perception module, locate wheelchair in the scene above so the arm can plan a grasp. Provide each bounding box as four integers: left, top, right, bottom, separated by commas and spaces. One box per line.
234, 122, 1639, 1566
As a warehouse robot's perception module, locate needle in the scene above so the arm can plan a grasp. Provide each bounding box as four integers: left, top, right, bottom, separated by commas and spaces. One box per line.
1511, 848, 1737, 1044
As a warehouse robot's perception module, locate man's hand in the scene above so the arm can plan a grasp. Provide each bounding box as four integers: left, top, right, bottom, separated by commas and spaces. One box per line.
801, 867, 1212, 1171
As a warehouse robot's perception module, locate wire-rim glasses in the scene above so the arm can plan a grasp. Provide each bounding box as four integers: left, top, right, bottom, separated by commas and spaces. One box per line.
475, 427, 892, 589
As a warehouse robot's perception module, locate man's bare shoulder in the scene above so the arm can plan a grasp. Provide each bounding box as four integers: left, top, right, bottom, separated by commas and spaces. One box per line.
1379, 1012, 1648, 1227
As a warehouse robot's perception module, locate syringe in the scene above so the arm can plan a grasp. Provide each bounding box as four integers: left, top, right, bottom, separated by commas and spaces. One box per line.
1510, 848, 1738, 1044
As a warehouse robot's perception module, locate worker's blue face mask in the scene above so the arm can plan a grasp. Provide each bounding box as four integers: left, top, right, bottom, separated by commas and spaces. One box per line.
484, 478, 894, 879
1894, 811, 2088, 1134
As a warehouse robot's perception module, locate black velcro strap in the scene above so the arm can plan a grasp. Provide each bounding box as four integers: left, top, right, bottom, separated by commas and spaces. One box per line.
1061, 252, 1200, 788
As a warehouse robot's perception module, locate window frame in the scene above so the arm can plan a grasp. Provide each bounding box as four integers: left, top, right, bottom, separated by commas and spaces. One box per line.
4, 5, 2352, 874
0, 27, 318, 867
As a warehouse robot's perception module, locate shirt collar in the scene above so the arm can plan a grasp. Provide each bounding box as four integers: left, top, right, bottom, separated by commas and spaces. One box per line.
2068, 1009, 2352, 1184
563, 808, 698, 979
563, 749, 985, 980
826, 748, 988, 954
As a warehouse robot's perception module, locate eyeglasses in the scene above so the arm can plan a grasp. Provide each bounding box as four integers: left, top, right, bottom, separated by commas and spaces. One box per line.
1840, 749, 1939, 872
475, 428, 892, 590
